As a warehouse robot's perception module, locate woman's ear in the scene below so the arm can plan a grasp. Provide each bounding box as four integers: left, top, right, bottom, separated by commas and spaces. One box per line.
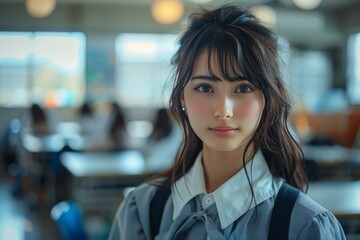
180, 93, 185, 108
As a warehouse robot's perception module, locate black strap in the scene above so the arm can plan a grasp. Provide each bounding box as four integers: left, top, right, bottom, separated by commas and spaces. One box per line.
268, 183, 301, 240
150, 187, 171, 238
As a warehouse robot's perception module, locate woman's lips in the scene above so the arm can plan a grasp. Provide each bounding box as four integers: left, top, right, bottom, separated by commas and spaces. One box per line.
209, 126, 238, 136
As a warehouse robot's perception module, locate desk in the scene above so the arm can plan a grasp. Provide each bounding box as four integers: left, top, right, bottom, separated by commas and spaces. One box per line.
307, 181, 360, 235
60, 151, 159, 212
22, 133, 65, 153
307, 181, 360, 218
21, 133, 66, 204
61, 151, 154, 183
302, 145, 360, 180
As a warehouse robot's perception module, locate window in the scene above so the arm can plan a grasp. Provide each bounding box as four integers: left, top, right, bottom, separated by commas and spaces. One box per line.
288, 49, 332, 111
347, 33, 360, 104
115, 33, 178, 107
0, 32, 86, 107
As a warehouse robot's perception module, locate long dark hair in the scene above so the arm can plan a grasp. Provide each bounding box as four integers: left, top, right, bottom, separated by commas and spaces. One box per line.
150, 108, 173, 141
152, 5, 307, 191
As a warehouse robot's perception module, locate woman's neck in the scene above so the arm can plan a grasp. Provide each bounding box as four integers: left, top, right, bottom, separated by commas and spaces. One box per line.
202, 144, 254, 193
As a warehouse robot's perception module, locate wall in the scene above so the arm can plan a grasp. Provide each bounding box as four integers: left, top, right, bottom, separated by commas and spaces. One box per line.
0, 2, 181, 33
0, 1, 360, 142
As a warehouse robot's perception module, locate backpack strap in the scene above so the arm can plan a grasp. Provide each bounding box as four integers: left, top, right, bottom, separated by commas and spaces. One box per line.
268, 183, 301, 240
150, 187, 171, 238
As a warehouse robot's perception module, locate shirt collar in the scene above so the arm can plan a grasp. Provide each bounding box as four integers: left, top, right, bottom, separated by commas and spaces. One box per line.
172, 150, 279, 229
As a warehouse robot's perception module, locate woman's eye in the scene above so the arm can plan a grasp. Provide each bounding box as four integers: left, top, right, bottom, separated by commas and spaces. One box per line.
235, 84, 254, 93
195, 84, 213, 93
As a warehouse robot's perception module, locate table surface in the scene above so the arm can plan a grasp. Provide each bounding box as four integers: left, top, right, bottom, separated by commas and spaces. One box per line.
307, 181, 360, 218
61, 150, 161, 179
302, 145, 360, 164
22, 133, 65, 153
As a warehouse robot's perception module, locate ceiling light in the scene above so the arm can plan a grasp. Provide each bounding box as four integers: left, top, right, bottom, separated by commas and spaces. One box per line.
151, 0, 184, 25
26, 0, 56, 18
250, 5, 277, 27
292, 0, 322, 10
188, 0, 212, 3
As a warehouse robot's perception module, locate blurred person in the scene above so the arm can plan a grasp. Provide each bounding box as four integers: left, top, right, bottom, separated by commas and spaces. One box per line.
142, 108, 183, 171
78, 101, 96, 138
79, 101, 94, 117
28, 103, 51, 135
87, 102, 128, 151
108, 105, 128, 151
109, 4, 345, 240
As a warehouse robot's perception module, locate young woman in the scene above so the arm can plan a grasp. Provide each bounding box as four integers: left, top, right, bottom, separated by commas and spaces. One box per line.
108, 5, 345, 240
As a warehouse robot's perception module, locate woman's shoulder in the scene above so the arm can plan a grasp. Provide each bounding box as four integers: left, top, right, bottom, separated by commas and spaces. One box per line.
295, 191, 327, 216
122, 179, 170, 211
108, 182, 161, 240
290, 191, 346, 239
125, 181, 159, 205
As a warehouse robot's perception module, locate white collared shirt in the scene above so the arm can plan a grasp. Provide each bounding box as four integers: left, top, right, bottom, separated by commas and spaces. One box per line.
172, 150, 282, 229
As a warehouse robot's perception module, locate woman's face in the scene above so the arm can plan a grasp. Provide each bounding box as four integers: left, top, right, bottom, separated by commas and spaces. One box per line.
181, 51, 264, 152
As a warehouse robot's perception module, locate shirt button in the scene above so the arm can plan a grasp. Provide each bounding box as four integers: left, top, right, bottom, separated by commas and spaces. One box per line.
202, 195, 214, 209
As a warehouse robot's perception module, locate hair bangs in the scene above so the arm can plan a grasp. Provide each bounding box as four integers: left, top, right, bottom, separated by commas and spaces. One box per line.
199, 31, 249, 83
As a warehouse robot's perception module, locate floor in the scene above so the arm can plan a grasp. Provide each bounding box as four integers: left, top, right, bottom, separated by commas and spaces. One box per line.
0, 163, 113, 240
0, 176, 60, 240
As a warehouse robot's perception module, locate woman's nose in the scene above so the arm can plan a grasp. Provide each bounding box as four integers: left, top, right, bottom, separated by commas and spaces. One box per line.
214, 95, 233, 119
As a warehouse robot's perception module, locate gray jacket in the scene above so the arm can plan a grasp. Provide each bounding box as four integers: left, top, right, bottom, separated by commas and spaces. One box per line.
108, 182, 346, 240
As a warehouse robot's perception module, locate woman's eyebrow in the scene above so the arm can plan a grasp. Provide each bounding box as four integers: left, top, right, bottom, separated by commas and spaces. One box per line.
190, 75, 248, 81
190, 75, 219, 81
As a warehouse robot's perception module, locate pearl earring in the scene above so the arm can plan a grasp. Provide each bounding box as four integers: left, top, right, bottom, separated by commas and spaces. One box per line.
182, 107, 186, 111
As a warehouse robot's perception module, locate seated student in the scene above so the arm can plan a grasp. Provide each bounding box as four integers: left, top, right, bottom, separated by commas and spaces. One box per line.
86, 102, 129, 151
109, 5, 345, 240
142, 108, 183, 171
78, 101, 95, 136
108, 107, 128, 151
27, 103, 51, 135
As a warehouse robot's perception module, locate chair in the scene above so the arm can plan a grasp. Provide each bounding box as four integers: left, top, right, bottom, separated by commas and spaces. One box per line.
350, 126, 360, 179
1, 118, 23, 196
50, 201, 87, 240
353, 126, 360, 148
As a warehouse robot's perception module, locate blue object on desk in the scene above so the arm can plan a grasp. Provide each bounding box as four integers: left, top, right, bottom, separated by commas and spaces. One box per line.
51, 201, 87, 240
